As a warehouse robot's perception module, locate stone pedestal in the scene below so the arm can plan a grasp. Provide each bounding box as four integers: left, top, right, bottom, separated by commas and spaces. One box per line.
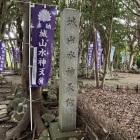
49, 122, 85, 140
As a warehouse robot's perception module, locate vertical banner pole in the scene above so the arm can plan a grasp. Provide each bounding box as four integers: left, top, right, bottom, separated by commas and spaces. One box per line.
29, 1, 33, 131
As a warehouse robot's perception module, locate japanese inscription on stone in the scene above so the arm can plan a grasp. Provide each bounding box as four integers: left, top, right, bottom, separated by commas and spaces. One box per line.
59, 8, 80, 131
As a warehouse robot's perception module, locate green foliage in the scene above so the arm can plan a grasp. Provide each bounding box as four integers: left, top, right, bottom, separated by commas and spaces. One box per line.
0, 0, 139, 66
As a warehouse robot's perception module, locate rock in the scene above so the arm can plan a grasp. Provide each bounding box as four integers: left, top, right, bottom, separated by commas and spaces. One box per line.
78, 80, 83, 89
2, 80, 6, 84
14, 111, 24, 121
105, 74, 111, 80
7, 97, 25, 112
45, 122, 49, 127
10, 102, 26, 122
38, 129, 51, 140
0, 75, 7, 84
42, 113, 55, 123
16, 103, 23, 113
15, 91, 22, 98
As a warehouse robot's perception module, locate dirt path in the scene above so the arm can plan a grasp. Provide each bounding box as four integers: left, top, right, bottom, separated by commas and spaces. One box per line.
3, 72, 140, 87
80, 73, 140, 87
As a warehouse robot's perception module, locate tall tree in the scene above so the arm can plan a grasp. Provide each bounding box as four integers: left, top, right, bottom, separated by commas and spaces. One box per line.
91, 0, 99, 88
99, 0, 115, 88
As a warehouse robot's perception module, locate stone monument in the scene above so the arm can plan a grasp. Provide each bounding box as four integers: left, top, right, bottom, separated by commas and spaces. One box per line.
49, 8, 84, 140
59, 8, 80, 131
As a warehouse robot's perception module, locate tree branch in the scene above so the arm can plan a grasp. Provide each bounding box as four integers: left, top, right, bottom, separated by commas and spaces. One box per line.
122, 1, 140, 17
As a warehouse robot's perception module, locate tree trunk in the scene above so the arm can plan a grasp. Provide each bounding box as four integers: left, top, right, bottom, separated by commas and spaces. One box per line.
91, 0, 99, 88
137, 8, 140, 50
0, 0, 7, 39
22, 1, 30, 97
101, 0, 115, 88
16, 16, 23, 65
129, 37, 136, 69
129, 52, 134, 68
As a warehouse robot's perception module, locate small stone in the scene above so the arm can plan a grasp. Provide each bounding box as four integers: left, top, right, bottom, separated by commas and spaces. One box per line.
14, 111, 24, 121
45, 122, 49, 127
42, 113, 55, 123
2, 80, 6, 84
7, 97, 25, 112
39, 129, 51, 140
17, 103, 23, 113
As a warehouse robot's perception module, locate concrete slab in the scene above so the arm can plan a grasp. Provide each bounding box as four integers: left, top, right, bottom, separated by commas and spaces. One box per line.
49, 122, 85, 140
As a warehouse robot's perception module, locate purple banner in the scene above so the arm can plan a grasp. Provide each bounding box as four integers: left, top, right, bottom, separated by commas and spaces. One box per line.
15, 47, 20, 63
88, 42, 94, 68
96, 31, 101, 51
110, 46, 115, 62
31, 5, 56, 87
9, 47, 20, 63
96, 31, 102, 71
97, 48, 103, 71
0, 41, 6, 72
9, 47, 14, 63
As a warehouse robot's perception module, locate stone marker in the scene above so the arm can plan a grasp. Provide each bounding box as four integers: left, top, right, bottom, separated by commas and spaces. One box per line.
59, 8, 80, 132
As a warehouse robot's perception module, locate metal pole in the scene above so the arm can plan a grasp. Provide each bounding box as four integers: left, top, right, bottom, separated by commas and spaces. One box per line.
28, 1, 33, 131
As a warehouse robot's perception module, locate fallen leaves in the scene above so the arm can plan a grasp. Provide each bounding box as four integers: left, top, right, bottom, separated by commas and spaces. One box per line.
78, 84, 140, 140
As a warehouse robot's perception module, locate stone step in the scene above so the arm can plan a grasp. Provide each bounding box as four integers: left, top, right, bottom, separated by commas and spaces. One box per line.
0, 116, 10, 122
0, 113, 7, 119
0, 81, 12, 85
0, 122, 17, 128
0, 109, 7, 115
6, 95, 14, 100
0, 85, 11, 88
0, 105, 7, 110
0, 83, 12, 88
0, 89, 11, 93
0, 100, 11, 105
0, 92, 11, 95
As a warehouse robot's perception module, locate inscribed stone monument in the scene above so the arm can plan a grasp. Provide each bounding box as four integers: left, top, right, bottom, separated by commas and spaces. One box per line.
59, 8, 80, 132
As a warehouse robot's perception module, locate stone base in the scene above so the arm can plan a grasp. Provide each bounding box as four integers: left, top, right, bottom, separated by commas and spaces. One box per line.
49, 122, 85, 140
